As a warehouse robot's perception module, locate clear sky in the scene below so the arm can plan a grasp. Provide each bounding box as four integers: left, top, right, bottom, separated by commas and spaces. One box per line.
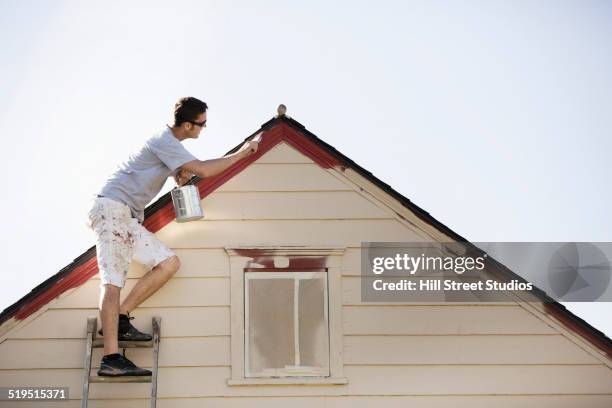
1, 1, 610, 337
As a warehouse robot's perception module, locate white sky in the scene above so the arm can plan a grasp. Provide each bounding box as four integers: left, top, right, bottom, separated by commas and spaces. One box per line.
1, 1, 610, 337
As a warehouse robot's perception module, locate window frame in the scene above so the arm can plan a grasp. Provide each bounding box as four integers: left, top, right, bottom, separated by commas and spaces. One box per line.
225, 246, 347, 386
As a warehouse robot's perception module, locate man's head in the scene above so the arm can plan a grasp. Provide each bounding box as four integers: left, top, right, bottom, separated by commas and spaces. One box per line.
173, 97, 208, 139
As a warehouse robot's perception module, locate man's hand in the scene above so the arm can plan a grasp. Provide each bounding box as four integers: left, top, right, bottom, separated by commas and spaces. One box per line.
174, 168, 194, 186
237, 139, 259, 158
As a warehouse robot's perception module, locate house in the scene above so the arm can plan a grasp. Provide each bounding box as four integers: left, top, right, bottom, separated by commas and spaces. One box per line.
1, 114, 611, 407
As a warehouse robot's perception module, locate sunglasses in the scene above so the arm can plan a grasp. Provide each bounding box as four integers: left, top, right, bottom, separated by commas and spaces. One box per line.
188, 119, 207, 127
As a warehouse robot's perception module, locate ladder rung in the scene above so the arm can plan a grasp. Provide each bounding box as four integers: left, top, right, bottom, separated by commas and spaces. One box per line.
89, 375, 152, 383
93, 338, 153, 348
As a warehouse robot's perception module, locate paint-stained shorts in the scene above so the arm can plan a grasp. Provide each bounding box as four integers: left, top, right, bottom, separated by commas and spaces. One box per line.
86, 197, 175, 288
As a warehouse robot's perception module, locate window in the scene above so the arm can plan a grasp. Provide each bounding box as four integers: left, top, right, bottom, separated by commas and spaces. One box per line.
226, 247, 347, 386
245, 271, 329, 377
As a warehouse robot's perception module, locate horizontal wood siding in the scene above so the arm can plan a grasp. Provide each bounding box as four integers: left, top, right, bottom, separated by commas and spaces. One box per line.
216, 163, 352, 192
6, 304, 560, 339
342, 305, 558, 335
0, 333, 600, 370
156, 219, 422, 248
0, 366, 611, 398
254, 142, 314, 163
7, 307, 229, 339
0, 337, 230, 369
201, 191, 392, 220
343, 334, 601, 365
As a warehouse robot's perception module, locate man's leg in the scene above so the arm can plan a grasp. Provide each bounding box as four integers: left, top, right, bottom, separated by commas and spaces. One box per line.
89, 197, 132, 351
119, 255, 180, 314
89, 198, 152, 376
99, 284, 121, 355
97, 282, 152, 376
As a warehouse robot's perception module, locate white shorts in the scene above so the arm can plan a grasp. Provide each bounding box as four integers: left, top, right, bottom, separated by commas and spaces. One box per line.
86, 197, 175, 288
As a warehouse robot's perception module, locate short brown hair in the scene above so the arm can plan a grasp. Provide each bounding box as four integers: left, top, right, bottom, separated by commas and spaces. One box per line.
173, 97, 208, 127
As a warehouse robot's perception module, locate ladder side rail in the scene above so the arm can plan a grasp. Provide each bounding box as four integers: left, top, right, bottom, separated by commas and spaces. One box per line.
81, 317, 97, 408
150, 316, 161, 408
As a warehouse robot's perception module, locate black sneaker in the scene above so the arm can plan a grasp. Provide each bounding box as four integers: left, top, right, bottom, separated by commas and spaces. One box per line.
97, 354, 152, 377
98, 313, 153, 341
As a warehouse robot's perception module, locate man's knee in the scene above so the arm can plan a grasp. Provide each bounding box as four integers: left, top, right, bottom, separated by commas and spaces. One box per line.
99, 284, 121, 309
101, 284, 121, 297
159, 255, 181, 275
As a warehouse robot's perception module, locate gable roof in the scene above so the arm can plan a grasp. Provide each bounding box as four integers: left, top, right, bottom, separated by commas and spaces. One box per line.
1, 115, 610, 360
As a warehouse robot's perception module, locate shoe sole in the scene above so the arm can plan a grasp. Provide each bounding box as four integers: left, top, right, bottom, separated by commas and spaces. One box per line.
97, 370, 152, 376
97, 331, 152, 341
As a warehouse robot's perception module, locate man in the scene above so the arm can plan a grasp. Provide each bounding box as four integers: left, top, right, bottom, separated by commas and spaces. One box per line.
87, 97, 258, 376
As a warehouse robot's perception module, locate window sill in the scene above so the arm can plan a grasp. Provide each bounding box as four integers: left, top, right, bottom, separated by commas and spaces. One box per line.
227, 377, 348, 386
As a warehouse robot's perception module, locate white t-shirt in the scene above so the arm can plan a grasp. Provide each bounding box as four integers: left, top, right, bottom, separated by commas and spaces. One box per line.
98, 127, 197, 222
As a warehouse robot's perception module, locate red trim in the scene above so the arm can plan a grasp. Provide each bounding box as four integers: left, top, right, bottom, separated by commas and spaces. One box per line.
232, 249, 329, 271
275, 123, 344, 169
543, 303, 612, 359
14, 256, 99, 320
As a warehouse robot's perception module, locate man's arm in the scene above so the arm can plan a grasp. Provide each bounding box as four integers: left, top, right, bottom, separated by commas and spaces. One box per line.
180, 140, 259, 181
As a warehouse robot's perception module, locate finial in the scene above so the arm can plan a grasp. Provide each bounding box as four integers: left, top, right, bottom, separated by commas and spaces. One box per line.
277, 104, 287, 117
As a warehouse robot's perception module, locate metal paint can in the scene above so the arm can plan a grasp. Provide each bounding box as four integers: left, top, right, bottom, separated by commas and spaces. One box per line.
171, 184, 204, 222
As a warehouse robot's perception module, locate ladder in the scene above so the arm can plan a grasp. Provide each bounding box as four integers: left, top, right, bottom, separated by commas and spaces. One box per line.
81, 316, 161, 408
